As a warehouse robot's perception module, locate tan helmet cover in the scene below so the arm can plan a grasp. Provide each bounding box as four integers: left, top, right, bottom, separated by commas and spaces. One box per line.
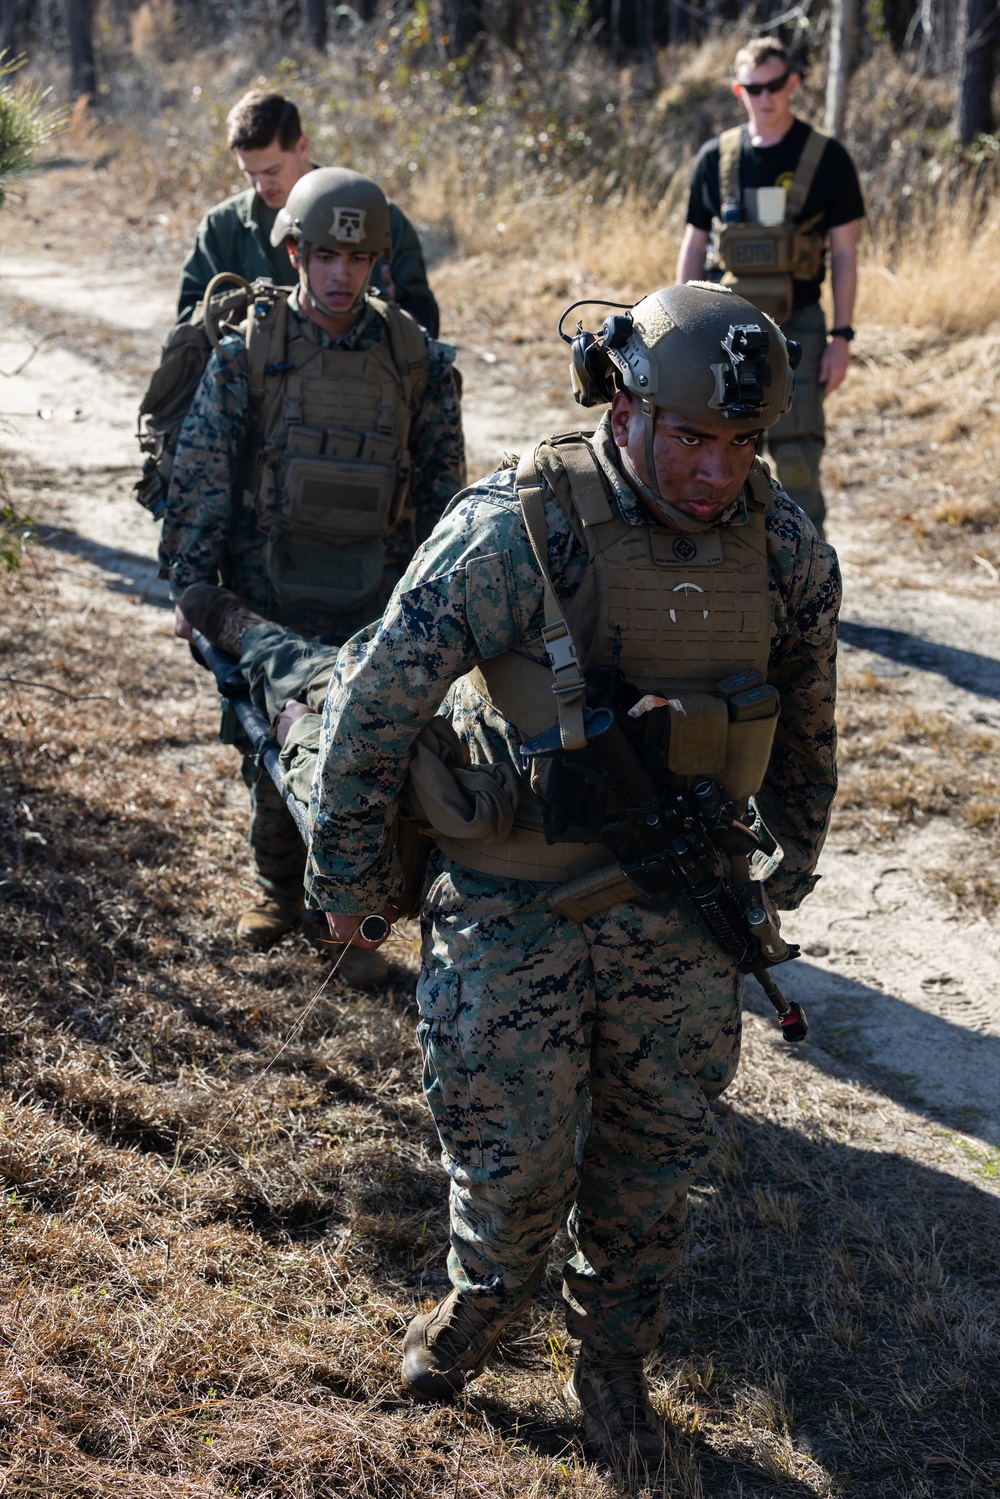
270, 167, 391, 256
607, 281, 794, 432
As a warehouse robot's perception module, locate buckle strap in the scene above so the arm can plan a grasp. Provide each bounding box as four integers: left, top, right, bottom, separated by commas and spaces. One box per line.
515, 448, 587, 751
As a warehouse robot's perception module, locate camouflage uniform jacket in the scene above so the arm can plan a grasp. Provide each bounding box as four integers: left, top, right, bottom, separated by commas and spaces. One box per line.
177, 186, 440, 337
158, 292, 466, 638
306, 414, 841, 914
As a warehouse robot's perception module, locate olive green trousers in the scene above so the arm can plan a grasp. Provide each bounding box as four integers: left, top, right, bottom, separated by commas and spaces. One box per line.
766, 301, 828, 532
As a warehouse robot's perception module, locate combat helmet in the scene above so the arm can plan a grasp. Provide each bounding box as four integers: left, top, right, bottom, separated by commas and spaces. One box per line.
270, 167, 391, 256
560, 282, 798, 504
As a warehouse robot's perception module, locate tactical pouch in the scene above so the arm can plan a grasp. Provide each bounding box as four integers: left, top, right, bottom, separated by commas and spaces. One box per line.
283, 456, 398, 539
265, 527, 386, 616
720, 684, 780, 800
718, 221, 796, 276
547, 862, 645, 923
631, 682, 779, 800
790, 222, 825, 281
662, 693, 730, 779
721, 273, 794, 326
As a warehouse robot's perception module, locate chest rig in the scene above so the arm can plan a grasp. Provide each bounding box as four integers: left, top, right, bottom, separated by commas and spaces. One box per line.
468, 433, 777, 811
241, 290, 428, 622
710, 124, 828, 325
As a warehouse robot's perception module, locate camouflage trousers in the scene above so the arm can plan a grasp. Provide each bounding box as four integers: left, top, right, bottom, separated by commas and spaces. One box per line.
766, 301, 828, 533
236, 623, 342, 903
417, 855, 744, 1357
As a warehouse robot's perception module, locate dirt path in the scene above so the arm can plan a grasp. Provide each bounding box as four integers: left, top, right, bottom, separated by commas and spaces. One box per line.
3, 240, 999, 1163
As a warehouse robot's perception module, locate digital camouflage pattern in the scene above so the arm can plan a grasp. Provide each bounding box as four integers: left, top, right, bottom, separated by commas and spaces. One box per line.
241, 416, 839, 1347
158, 292, 465, 637
240, 754, 308, 901
159, 292, 464, 894
177, 187, 441, 336
306, 413, 840, 916
416, 856, 740, 1354
235, 620, 341, 901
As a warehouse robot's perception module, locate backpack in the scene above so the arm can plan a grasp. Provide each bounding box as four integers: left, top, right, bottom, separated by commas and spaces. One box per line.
134, 273, 283, 520
134, 276, 429, 521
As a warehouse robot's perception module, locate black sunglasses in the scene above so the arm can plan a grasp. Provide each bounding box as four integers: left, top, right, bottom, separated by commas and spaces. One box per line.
739, 71, 792, 96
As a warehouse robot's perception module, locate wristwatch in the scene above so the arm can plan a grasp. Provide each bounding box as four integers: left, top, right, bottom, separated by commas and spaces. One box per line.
829, 325, 855, 341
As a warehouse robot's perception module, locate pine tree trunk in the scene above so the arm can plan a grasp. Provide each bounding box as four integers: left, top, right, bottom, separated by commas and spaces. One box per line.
444, 0, 480, 57
668, 0, 689, 44
303, 0, 327, 50
952, 0, 999, 142
608, 0, 621, 67
634, 0, 655, 84
1, 0, 18, 57
64, 0, 97, 99
824, 0, 856, 137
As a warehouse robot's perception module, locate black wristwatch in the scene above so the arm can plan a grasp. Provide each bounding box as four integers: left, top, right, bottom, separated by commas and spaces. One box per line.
829, 325, 855, 341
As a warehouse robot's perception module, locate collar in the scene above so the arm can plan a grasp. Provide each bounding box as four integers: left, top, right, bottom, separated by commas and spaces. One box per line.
588, 412, 749, 531
287, 288, 376, 350
241, 189, 280, 234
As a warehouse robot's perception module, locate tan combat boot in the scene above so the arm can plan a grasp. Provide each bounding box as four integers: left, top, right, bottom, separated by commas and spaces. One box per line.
179, 584, 265, 656
236, 893, 304, 949
330, 944, 390, 990
401, 1289, 519, 1401
299, 913, 391, 990
566, 1349, 667, 1473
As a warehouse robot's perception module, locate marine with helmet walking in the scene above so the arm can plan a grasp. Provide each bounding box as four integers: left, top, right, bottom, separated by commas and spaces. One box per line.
304, 280, 840, 1471
178, 89, 440, 336
159, 167, 466, 972
676, 36, 866, 538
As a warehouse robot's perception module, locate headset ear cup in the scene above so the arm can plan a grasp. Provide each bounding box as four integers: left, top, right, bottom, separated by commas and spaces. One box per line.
569, 331, 596, 406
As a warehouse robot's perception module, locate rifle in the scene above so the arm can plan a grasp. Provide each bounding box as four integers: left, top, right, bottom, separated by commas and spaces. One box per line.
522, 704, 808, 1043
190, 629, 310, 845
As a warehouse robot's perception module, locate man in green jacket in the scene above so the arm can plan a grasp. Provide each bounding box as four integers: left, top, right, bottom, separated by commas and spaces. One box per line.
177, 90, 440, 337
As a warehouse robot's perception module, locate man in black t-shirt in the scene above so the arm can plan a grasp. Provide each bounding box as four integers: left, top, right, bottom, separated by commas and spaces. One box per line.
676, 38, 865, 536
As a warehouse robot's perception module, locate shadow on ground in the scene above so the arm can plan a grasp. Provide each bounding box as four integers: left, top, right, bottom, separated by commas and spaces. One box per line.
746, 960, 1000, 1146
840, 619, 1000, 700
37, 522, 170, 606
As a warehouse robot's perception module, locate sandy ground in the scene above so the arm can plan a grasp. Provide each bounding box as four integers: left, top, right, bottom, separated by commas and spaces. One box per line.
2, 216, 999, 1167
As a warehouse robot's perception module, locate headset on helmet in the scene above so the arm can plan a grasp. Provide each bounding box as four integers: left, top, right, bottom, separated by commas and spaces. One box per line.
558, 284, 802, 511
558, 300, 634, 408
558, 287, 801, 420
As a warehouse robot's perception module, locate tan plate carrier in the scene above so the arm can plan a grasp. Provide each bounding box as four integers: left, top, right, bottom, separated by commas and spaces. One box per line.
426, 434, 781, 919
712, 124, 829, 325
242, 287, 429, 618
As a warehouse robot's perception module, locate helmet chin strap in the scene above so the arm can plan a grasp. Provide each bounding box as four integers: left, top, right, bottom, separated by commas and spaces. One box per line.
296, 241, 368, 320
621, 406, 720, 536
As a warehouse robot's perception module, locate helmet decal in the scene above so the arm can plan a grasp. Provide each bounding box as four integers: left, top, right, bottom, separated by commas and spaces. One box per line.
330, 206, 366, 243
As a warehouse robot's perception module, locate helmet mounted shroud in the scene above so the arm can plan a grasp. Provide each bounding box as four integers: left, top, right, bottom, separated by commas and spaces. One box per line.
556, 282, 796, 507
713, 323, 772, 420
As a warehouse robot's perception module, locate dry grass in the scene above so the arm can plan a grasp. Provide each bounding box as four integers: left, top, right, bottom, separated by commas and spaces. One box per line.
1, 485, 998, 1498
834, 657, 1000, 910
1, 30, 999, 1495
